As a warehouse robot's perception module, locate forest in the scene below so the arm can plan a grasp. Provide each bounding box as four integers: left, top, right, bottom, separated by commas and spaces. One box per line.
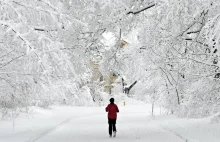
0, 0, 220, 119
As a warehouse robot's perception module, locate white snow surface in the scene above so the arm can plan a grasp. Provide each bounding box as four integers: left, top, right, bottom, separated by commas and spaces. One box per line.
0, 104, 220, 142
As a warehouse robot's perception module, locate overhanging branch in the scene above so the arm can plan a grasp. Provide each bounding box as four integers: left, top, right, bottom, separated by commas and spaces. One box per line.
127, 3, 156, 15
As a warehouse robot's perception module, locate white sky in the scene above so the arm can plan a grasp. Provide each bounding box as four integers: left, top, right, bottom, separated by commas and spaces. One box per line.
101, 32, 116, 50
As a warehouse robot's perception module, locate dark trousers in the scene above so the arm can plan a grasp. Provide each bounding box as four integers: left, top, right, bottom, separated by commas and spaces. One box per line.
108, 118, 117, 135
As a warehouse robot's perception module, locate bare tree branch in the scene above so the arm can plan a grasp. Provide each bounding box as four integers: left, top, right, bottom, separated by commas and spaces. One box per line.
0, 77, 15, 89
0, 53, 26, 69
187, 30, 201, 34
0, 50, 15, 59
34, 28, 58, 31
127, 3, 156, 15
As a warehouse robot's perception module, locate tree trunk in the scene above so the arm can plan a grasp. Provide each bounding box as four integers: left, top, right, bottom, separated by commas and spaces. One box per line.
175, 88, 180, 105
125, 81, 137, 94
152, 101, 154, 117
122, 78, 125, 93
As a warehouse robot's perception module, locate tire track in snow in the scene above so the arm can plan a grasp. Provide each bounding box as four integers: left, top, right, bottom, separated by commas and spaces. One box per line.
120, 113, 186, 141
130, 125, 187, 141
160, 126, 188, 142
120, 115, 152, 140
26, 114, 102, 142
25, 118, 72, 142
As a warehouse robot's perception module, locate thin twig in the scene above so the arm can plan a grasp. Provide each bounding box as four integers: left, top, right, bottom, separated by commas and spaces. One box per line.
0, 53, 26, 69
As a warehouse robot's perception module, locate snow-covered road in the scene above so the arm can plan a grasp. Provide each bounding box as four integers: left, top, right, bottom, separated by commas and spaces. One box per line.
1, 105, 220, 142
36, 113, 184, 142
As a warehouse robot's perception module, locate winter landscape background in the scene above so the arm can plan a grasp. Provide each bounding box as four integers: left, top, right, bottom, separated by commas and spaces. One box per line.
0, 0, 220, 142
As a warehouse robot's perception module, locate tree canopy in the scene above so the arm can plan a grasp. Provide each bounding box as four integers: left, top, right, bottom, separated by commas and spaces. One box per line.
0, 0, 220, 118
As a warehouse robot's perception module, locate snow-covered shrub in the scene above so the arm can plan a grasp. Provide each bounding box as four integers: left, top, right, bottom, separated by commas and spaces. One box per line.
210, 113, 220, 124
176, 78, 220, 118
73, 86, 95, 106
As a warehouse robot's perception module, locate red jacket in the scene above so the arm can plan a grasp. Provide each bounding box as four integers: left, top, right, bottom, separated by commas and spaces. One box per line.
106, 103, 119, 119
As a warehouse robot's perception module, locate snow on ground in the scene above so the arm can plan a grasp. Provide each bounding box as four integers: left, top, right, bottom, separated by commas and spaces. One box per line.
0, 103, 220, 142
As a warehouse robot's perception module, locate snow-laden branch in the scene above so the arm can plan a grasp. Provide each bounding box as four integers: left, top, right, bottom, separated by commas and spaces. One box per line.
12, 1, 87, 27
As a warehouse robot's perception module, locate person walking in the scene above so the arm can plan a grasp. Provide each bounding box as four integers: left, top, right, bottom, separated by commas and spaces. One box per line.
105, 98, 119, 137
